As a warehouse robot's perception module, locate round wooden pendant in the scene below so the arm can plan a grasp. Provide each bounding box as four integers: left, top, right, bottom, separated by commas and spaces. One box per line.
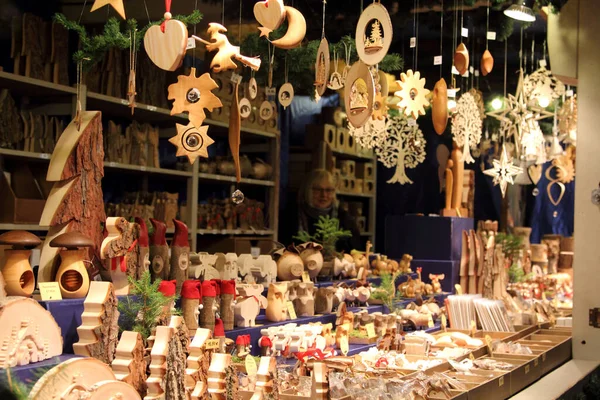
259, 100, 274, 120
344, 61, 375, 128
278, 83, 294, 109
239, 97, 252, 119
355, 2, 393, 66
315, 38, 330, 96
249, 78, 258, 100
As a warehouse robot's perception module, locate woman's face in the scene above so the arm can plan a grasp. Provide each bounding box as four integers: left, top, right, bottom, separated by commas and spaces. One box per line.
311, 178, 335, 209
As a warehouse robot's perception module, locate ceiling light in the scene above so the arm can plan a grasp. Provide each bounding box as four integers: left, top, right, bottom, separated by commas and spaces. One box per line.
491, 98, 503, 110
537, 96, 550, 108
504, 0, 536, 23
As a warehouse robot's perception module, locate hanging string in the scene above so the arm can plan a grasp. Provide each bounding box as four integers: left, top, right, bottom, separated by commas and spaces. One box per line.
439, 0, 443, 78
267, 43, 274, 88
415, 0, 420, 70
160, 0, 172, 32
322, 0, 327, 40
78, 0, 88, 24
523, 33, 527, 73
460, 0, 464, 43
485, 0, 489, 50
222, 0, 225, 26
239, 0, 242, 44
503, 40, 507, 99
284, 55, 289, 83
543, 40, 547, 63
143, 0, 152, 23
531, 37, 535, 71
193, 0, 198, 69
413, 0, 417, 70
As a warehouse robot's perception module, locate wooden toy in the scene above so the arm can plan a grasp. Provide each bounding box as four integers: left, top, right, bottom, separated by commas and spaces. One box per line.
49, 231, 93, 298
215, 253, 238, 281
207, 353, 231, 400
200, 280, 219, 331
0, 231, 40, 296
220, 280, 236, 331
112, 330, 147, 397
194, 24, 261, 72
182, 280, 202, 331
315, 286, 335, 314
169, 219, 190, 295
429, 274, 445, 294
297, 242, 324, 279
276, 248, 304, 281
73, 281, 119, 364
190, 252, 220, 280
265, 282, 289, 322
135, 217, 150, 279
101, 217, 139, 295
293, 282, 315, 317
234, 284, 267, 327
185, 328, 212, 400
149, 218, 169, 281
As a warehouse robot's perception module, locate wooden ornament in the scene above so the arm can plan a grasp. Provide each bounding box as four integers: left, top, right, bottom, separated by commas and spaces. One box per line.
432, 78, 449, 134
259, 100, 275, 121
169, 220, 190, 295
528, 164, 543, 184
254, 0, 286, 36
239, 97, 252, 118
249, 78, 258, 100
481, 49, 494, 76
344, 61, 375, 128
234, 284, 267, 327
395, 69, 430, 119
168, 68, 223, 129
101, 217, 139, 296
0, 297, 62, 368
150, 218, 169, 281
73, 281, 120, 364
112, 331, 147, 397
270, 6, 306, 50
278, 83, 294, 109
145, 325, 172, 400
185, 328, 212, 399
229, 81, 242, 183
451, 142, 465, 210
355, 2, 393, 66
454, 43, 469, 76
207, 353, 231, 400
265, 282, 288, 322
546, 166, 566, 206
50, 231, 93, 298
315, 38, 330, 97
90, 0, 126, 19
195, 23, 261, 72
143, 19, 187, 71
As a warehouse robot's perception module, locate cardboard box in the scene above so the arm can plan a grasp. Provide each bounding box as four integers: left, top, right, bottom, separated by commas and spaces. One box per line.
0, 166, 46, 224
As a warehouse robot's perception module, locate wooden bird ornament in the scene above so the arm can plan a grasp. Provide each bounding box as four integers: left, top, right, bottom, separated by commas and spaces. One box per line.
194, 23, 261, 72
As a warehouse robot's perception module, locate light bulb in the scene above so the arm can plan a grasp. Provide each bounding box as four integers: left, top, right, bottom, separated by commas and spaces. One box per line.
491, 98, 503, 110
537, 96, 550, 108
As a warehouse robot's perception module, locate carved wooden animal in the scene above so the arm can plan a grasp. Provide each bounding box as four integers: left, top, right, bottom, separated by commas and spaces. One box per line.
234, 284, 267, 327
73, 281, 119, 364
111, 331, 147, 397
293, 282, 315, 317
101, 217, 139, 295
315, 286, 335, 314
335, 324, 350, 348
398, 254, 413, 273
430, 273, 445, 294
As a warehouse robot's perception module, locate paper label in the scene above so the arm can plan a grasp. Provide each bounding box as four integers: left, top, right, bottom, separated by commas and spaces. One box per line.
410, 37, 416, 48
231, 72, 242, 84
499, 376, 504, 387
366, 323, 376, 338
474, 70, 480, 77
147, 105, 157, 112
286, 301, 297, 319
566, 89, 574, 97
455, 284, 463, 295
539, 59, 547, 68
462, 28, 469, 37
487, 31, 497, 40
245, 355, 258, 376
427, 314, 434, 328
469, 66, 474, 74
40, 153, 50, 160
451, 65, 460, 75
266, 87, 277, 96
462, 70, 469, 78
340, 336, 349, 355
434, 55, 443, 65
250, 247, 260, 258
302, 271, 311, 283
447, 89, 457, 98
407, 118, 417, 127
186, 37, 196, 50
205, 339, 221, 349
39, 282, 62, 301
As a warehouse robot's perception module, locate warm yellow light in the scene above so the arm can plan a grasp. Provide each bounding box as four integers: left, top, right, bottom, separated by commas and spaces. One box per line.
448, 99, 457, 112
492, 98, 503, 110
537, 96, 550, 108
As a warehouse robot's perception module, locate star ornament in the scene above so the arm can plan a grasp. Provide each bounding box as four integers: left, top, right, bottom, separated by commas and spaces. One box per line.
169, 122, 215, 164
90, 0, 126, 19
483, 144, 523, 198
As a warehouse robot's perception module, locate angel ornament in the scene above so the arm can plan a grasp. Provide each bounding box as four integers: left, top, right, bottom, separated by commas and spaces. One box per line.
328, 50, 344, 90
452, 92, 483, 164
194, 23, 261, 72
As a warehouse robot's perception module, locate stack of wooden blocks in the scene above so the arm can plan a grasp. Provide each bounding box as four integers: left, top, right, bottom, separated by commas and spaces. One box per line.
306, 123, 374, 158
334, 160, 375, 196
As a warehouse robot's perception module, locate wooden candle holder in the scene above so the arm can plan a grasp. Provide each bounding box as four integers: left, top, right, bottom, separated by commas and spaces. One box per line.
50, 231, 93, 298
112, 330, 147, 397
73, 281, 120, 364
0, 230, 40, 297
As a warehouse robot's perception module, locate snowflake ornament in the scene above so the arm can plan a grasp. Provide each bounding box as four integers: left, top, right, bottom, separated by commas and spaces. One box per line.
523, 66, 565, 106
558, 95, 577, 144
521, 119, 547, 165
483, 143, 523, 198
348, 118, 387, 149
376, 114, 426, 185
395, 70, 430, 119
451, 92, 482, 164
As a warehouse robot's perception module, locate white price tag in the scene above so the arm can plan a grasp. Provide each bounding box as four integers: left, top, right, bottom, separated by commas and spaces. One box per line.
566, 89, 574, 97
410, 37, 416, 48
266, 87, 277, 96
474, 70, 480, 77
147, 105, 157, 112
461, 28, 469, 37
469, 66, 474, 73
539, 59, 547, 68
121, 99, 129, 105
447, 89, 457, 98
140, 166, 147, 171
461, 70, 469, 78
40, 153, 50, 159
230, 72, 242, 84
407, 118, 417, 126
108, 162, 116, 167
451, 65, 460, 75
186, 37, 196, 50
434, 55, 443, 65
487, 31, 497, 40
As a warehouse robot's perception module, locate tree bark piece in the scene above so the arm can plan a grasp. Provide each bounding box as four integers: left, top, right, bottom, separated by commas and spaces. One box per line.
73, 281, 119, 364
150, 218, 169, 281
51, 22, 69, 85
169, 220, 190, 295
165, 321, 187, 400
22, 13, 47, 80
112, 331, 147, 397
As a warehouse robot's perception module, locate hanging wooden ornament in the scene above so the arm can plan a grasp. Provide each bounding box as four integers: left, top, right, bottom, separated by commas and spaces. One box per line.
344, 61, 375, 128
524, 66, 565, 105
355, 1, 393, 66
451, 92, 482, 164
432, 78, 448, 135
194, 23, 261, 72
454, 43, 469, 76
395, 70, 430, 119
481, 50, 494, 76
327, 50, 344, 90
558, 95, 577, 144
169, 122, 214, 164
248, 76, 258, 100
144, 9, 188, 71
545, 166, 566, 207
268, 6, 306, 50
483, 144, 522, 197
91, 0, 126, 19
167, 68, 223, 128
315, 39, 330, 97
278, 83, 294, 109
349, 118, 387, 149
254, 0, 286, 36
239, 98, 252, 119
230, 76, 242, 184
552, 154, 575, 184
127, 29, 137, 115
260, 101, 275, 121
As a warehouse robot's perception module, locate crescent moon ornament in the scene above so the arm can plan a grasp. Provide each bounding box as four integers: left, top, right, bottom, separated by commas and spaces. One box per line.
344, 61, 375, 128
239, 97, 252, 119
278, 83, 294, 109
270, 6, 307, 50
315, 39, 330, 97
355, 2, 393, 66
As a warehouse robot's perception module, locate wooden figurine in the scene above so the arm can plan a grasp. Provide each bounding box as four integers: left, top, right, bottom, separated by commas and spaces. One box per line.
335, 323, 350, 349
430, 274, 445, 294
112, 331, 147, 397
73, 281, 119, 364
220, 280, 236, 331
255, 255, 277, 286
0, 231, 40, 296
135, 217, 150, 279
234, 284, 267, 327
207, 353, 231, 400
215, 253, 238, 281
294, 282, 315, 317
398, 253, 413, 274
298, 242, 324, 279
182, 280, 202, 332
265, 282, 289, 322
101, 217, 139, 295
49, 231, 93, 298
186, 328, 212, 400
143, 17, 187, 71
145, 325, 172, 400
441, 160, 455, 216
0, 297, 62, 369
315, 286, 336, 314
276, 248, 304, 281
169, 219, 190, 295
451, 142, 466, 215
194, 24, 261, 72
158, 280, 177, 324
200, 280, 219, 332
150, 218, 169, 281
543, 234, 562, 274
335, 303, 354, 327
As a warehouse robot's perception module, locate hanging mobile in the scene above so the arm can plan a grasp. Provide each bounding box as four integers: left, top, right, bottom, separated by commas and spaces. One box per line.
314, 0, 330, 98
545, 165, 566, 208
328, 49, 343, 90
355, 0, 393, 66
127, 28, 137, 115
278, 57, 294, 109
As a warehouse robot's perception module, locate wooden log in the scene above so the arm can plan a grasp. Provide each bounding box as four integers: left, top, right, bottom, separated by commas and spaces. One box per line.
73, 281, 120, 364
169, 315, 190, 355
220, 280, 235, 331
169, 219, 190, 295
200, 280, 217, 331
149, 218, 169, 281
111, 331, 147, 397
165, 319, 186, 400
135, 217, 150, 280
181, 280, 201, 331
22, 13, 47, 80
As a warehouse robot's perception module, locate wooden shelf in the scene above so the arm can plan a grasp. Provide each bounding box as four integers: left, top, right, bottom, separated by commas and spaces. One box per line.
359, 232, 374, 236
333, 149, 375, 161
337, 191, 375, 199
0, 148, 52, 161
0, 71, 76, 97
196, 229, 275, 236
104, 161, 192, 178
0, 223, 49, 231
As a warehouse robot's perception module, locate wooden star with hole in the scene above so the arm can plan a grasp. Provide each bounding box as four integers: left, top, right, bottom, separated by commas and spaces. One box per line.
90, 0, 126, 19
483, 144, 523, 198
169, 122, 214, 164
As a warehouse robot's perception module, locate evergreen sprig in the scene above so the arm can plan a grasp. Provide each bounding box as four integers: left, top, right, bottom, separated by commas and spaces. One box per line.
371, 271, 403, 313
117, 271, 177, 342
293, 216, 351, 257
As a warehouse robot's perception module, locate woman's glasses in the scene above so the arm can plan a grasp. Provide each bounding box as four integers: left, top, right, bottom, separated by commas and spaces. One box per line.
312, 187, 335, 195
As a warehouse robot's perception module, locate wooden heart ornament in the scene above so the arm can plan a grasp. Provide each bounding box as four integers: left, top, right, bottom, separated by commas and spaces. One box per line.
254, 0, 286, 36
528, 164, 542, 184
144, 19, 188, 71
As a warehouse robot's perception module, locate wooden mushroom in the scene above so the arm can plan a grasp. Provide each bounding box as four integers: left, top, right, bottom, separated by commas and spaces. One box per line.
49, 231, 93, 298
0, 230, 40, 297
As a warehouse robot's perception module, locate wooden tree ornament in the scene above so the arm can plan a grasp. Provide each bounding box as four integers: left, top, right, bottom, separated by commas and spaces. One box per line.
101, 217, 140, 295
186, 328, 212, 400
91, 0, 126, 19
194, 24, 261, 72
207, 353, 232, 400
73, 281, 120, 364
315, 39, 330, 97
0, 297, 62, 368
355, 1, 393, 66
150, 218, 169, 281
39, 111, 105, 284
112, 331, 147, 397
